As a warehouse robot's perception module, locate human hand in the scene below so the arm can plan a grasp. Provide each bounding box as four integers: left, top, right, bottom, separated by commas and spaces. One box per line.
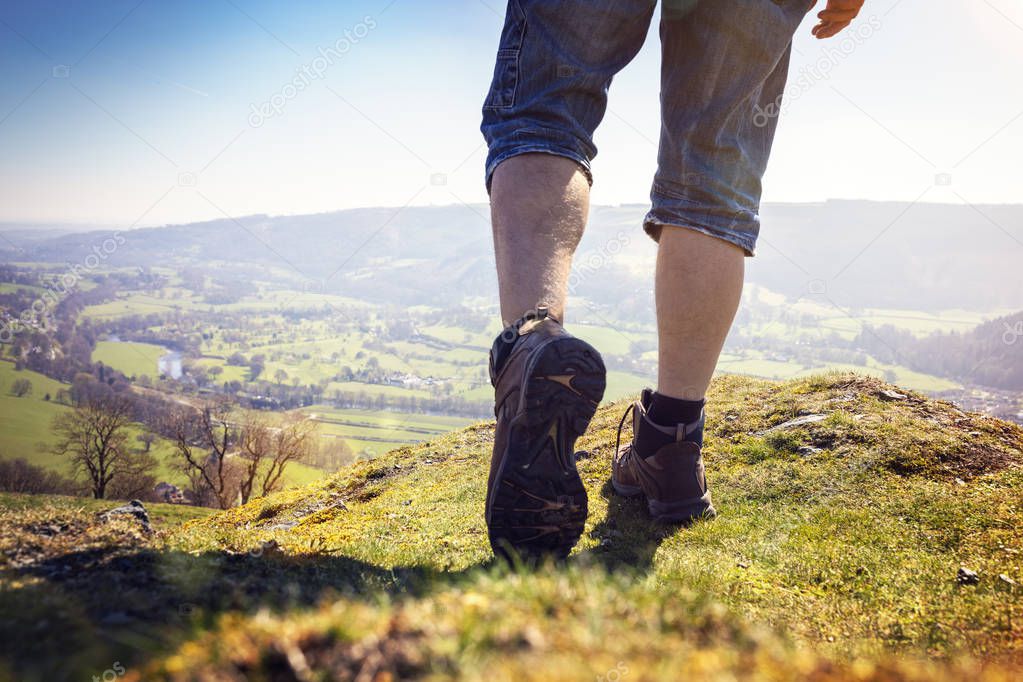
808, 0, 866, 39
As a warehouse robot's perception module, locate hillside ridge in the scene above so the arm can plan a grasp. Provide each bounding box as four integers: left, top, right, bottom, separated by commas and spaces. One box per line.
2, 372, 1022, 681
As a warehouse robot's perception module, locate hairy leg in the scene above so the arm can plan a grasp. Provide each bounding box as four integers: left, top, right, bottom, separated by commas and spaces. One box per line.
655, 227, 745, 400
490, 153, 590, 325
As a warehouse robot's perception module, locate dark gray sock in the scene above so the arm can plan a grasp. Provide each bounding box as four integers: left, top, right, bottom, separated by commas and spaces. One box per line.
648, 392, 705, 426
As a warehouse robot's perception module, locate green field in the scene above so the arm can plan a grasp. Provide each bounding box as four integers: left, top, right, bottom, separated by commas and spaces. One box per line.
0, 362, 74, 469
0, 282, 46, 294
714, 351, 960, 393
298, 405, 476, 458
194, 357, 250, 383
91, 341, 168, 380
0, 361, 324, 491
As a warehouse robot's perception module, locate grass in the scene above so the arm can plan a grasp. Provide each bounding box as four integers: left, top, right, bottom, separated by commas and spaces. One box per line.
302, 406, 477, 461
0, 492, 215, 526
193, 357, 249, 383
0, 283, 45, 294
715, 351, 961, 394
0, 362, 73, 467
92, 340, 169, 380
1, 373, 1021, 680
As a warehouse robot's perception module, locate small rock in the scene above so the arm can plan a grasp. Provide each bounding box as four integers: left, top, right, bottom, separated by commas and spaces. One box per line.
954, 477, 967, 486
760, 414, 827, 434
31, 522, 68, 537
798, 446, 823, 456
878, 389, 908, 401
266, 521, 297, 532
998, 574, 1017, 587
737, 560, 750, 569
957, 567, 980, 585
100, 499, 151, 532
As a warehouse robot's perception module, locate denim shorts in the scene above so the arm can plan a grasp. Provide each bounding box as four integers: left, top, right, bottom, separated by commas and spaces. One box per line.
481, 0, 810, 256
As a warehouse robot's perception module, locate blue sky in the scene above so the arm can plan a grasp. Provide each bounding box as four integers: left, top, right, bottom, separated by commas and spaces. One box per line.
1, 0, 1021, 226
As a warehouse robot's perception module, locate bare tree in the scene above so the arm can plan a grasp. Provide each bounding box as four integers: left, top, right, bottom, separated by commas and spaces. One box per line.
169, 400, 240, 509
107, 450, 160, 501
51, 395, 141, 499
237, 413, 317, 505
0, 457, 80, 495
307, 437, 355, 471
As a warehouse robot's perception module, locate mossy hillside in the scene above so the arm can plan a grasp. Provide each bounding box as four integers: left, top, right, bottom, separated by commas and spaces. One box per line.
163, 373, 1023, 674
1, 373, 1021, 681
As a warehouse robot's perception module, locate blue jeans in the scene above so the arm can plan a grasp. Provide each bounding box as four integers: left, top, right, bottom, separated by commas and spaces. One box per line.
481, 0, 809, 255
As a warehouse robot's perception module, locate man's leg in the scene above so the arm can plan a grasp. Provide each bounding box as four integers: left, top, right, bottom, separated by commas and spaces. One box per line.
490, 154, 590, 325
612, 1, 807, 523
655, 228, 744, 402
484, 153, 604, 560
644, 0, 808, 429
480, 0, 655, 559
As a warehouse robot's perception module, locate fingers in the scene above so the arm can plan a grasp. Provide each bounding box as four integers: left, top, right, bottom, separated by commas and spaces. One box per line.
812, 0, 864, 39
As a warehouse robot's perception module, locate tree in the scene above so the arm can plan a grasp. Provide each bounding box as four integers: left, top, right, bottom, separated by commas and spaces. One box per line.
169, 400, 239, 509
106, 451, 159, 501
274, 368, 288, 385
307, 437, 354, 471
236, 413, 317, 505
136, 431, 156, 453
10, 378, 32, 397
51, 395, 147, 499
0, 457, 80, 495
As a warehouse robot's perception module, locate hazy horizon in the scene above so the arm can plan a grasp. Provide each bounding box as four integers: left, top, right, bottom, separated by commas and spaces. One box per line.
5, 196, 1023, 234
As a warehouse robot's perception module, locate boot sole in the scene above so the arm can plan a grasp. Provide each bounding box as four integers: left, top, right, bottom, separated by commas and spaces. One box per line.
487, 336, 606, 562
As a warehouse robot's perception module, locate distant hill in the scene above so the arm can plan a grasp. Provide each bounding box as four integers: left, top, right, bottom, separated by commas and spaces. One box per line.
9, 200, 1023, 311
856, 309, 1023, 390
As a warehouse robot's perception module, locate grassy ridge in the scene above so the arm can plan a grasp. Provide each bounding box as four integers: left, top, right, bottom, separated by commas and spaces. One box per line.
1, 373, 1020, 680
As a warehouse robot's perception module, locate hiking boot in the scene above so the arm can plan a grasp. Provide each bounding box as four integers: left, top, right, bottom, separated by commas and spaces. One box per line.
612, 389, 716, 523
486, 307, 606, 561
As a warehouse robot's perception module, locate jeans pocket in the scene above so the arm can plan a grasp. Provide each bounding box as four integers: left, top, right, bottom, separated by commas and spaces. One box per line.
484, 48, 521, 110
483, 1, 525, 111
